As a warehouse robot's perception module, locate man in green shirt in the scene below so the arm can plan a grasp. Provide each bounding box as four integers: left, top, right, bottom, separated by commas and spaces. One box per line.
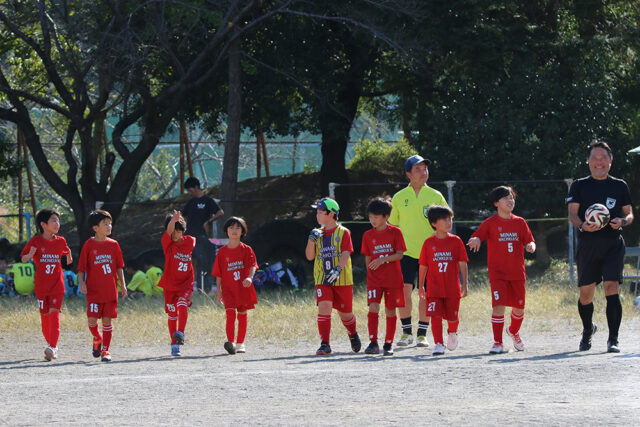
8, 261, 36, 296
389, 155, 448, 347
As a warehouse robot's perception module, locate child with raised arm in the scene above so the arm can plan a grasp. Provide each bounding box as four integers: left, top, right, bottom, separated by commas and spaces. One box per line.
78, 210, 127, 362
20, 209, 72, 361
306, 197, 361, 355
361, 198, 406, 356
418, 205, 468, 356
211, 217, 258, 354
157, 210, 196, 356
467, 186, 536, 354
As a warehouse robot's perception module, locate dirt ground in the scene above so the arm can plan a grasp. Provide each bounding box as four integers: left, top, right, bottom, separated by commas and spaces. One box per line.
1, 320, 639, 426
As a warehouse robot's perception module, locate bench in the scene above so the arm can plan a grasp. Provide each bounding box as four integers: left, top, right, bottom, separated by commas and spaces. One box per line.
624, 246, 640, 295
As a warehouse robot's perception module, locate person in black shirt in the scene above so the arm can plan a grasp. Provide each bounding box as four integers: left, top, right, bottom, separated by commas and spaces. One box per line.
567, 140, 634, 353
183, 177, 224, 291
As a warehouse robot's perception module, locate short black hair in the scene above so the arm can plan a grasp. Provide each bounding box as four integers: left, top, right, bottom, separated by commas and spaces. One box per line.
126, 258, 142, 271
223, 216, 248, 237
36, 209, 60, 233
367, 197, 392, 216
427, 205, 453, 228
88, 209, 113, 229
164, 213, 186, 231
489, 186, 516, 205
184, 177, 200, 189
589, 139, 613, 158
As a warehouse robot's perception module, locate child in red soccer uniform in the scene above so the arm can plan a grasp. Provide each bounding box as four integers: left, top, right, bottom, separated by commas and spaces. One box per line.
20, 209, 72, 361
467, 186, 536, 354
212, 217, 258, 355
78, 210, 127, 362
157, 210, 196, 356
361, 198, 406, 356
418, 205, 468, 356
305, 197, 361, 355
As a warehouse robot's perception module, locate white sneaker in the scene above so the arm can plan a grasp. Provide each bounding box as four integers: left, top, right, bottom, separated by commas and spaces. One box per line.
416, 335, 430, 348
506, 329, 524, 351
396, 334, 414, 346
447, 332, 458, 351
44, 346, 57, 361
432, 343, 446, 355
236, 343, 246, 353
489, 342, 507, 354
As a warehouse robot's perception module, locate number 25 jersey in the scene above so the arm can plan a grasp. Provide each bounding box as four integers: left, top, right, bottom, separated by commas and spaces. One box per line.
158, 232, 196, 292
77, 237, 124, 303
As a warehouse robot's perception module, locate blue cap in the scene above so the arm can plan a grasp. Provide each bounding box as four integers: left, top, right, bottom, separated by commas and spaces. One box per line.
404, 155, 431, 172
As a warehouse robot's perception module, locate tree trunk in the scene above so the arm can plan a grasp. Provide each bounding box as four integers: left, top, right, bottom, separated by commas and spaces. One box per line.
220, 38, 242, 234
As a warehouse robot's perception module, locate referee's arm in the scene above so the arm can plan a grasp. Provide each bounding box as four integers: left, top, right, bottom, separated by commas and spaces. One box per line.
568, 203, 599, 232
610, 205, 634, 230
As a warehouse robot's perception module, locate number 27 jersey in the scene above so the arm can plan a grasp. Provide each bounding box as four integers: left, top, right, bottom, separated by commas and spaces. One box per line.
77, 237, 124, 303
419, 233, 469, 298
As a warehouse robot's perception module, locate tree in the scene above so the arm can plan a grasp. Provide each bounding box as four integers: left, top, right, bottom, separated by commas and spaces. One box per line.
0, 1, 292, 242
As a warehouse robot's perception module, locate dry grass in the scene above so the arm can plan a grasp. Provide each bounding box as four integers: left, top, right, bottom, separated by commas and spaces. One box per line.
1, 260, 638, 346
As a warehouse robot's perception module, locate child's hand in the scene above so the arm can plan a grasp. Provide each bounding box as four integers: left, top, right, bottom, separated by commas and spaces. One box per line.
461, 283, 468, 298
217, 293, 223, 304
418, 287, 426, 300
172, 210, 181, 222
309, 228, 323, 242
28, 246, 37, 257
326, 266, 342, 285
121, 285, 127, 299
242, 277, 252, 287
525, 242, 536, 253
80, 282, 87, 295
467, 237, 481, 252
368, 257, 385, 270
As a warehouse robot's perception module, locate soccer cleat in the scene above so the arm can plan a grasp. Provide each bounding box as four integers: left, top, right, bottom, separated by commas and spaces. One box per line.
349, 332, 362, 353
506, 329, 524, 351
364, 341, 380, 355
432, 343, 446, 356
416, 335, 430, 348
173, 330, 185, 346
447, 332, 458, 351
171, 343, 181, 356
383, 343, 394, 356
489, 342, 507, 354
316, 341, 332, 355
44, 346, 54, 361
396, 334, 414, 347
100, 350, 111, 362
224, 341, 236, 355
92, 338, 102, 358
236, 343, 246, 353
607, 340, 620, 353
579, 323, 597, 351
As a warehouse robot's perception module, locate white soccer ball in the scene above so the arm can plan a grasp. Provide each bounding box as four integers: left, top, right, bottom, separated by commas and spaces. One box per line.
585, 203, 610, 229
633, 296, 640, 310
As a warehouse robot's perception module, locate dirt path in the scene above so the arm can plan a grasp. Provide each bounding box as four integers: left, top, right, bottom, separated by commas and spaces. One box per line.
1, 325, 639, 426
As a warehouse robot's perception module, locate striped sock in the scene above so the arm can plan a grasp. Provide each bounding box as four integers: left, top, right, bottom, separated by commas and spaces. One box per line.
417, 320, 430, 337
509, 312, 524, 335
491, 315, 505, 343
168, 316, 178, 344
177, 299, 189, 332
102, 324, 113, 352
400, 317, 412, 335
341, 315, 357, 337
89, 323, 102, 341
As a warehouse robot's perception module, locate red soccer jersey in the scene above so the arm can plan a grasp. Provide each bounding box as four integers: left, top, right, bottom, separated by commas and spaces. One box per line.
419, 233, 469, 298
211, 242, 258, 308
157, 232, 196, 292
471, 214, 535, 281
77, 237, 125, 303
20, 235, 70, 297
361, 224, 406, 289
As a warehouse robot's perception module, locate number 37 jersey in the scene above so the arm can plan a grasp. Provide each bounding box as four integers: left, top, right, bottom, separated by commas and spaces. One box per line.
20, 235, 70, 297
471, 214, 535, 281
419, 233, 469, 298
78, 237, 125, 303
158, 232, 196, 292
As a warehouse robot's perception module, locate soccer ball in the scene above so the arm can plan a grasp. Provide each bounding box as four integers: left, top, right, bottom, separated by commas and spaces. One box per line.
585, 203, 610, 229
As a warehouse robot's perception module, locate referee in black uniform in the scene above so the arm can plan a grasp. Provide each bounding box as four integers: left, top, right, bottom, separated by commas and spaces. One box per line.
567, 140, 634, 353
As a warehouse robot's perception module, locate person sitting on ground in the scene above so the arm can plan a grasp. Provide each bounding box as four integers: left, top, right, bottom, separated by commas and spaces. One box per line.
126, 258, 153, 298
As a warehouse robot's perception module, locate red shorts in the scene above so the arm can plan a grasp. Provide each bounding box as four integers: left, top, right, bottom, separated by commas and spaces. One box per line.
426, 297, 460, 322
315, 285, 353, 313
490, 279, 526, 309
367, 287, 405, 310
86, 301, 118, 318
37, 294, 64, 315
164, 289, 193, 315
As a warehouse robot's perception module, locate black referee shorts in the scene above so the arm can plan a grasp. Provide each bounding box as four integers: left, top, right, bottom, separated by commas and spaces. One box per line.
400, 256, 419, 289
576, 236, 625, 287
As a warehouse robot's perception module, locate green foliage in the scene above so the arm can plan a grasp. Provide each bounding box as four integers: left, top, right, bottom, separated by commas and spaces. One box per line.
0, 125, 23, 181
347, 138, 415, 174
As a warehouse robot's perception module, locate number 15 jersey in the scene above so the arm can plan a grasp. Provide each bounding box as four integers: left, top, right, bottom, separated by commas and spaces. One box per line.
471, 214, 534, 282
158, 232, 196, 292
78, 237, 124, 303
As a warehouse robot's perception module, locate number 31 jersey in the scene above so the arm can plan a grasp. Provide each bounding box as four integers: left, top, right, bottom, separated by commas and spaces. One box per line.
471, 214, 534, 281
158, 232, 196, 292
78, 237, 125, 303
419, 233, 469, 298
